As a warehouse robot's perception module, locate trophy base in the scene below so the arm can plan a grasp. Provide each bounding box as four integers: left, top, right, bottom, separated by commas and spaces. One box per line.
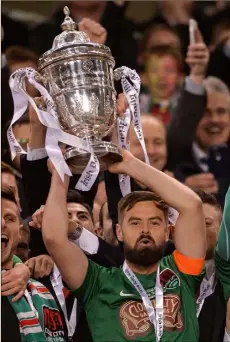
63, 141, 122, 174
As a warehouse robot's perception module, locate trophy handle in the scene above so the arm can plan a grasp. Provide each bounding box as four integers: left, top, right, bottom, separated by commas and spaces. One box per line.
14, 68, 47, 109
113, 68, 123, 82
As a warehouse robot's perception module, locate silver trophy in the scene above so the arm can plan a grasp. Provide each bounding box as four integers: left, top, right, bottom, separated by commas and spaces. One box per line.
32, 6, 124, 173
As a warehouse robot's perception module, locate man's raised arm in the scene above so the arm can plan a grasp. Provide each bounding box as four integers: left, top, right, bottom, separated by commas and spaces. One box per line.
109, 150, 206, 259
42, 163, 88, 290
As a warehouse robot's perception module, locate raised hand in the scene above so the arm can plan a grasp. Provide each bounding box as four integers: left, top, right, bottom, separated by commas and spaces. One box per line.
79, 18, 107, 45
108, 149, 136, 175
186, 25, 209, 83
29, 205, 45, 229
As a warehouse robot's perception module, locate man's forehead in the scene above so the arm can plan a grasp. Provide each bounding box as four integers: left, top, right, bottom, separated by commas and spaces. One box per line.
2, 172, 16, 185
202, 203, 221, 220
124, 201, 164, 218
67, 202, 89, 213
2, 198, 19, 214
207, 91, 229, 105
130, 119, 165, 139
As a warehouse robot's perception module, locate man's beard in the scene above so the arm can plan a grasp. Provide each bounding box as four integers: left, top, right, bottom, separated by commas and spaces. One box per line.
123, 234, 165, 267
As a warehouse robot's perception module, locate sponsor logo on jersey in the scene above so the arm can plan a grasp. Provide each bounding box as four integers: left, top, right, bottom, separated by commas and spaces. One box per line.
43, 305, 65, 341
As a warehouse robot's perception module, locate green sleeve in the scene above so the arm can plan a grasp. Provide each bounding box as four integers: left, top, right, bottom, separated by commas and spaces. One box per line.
71, 259, 107, 305
13, 255, 23, 266
216, 186, 230, 261
214, 250, 230, 301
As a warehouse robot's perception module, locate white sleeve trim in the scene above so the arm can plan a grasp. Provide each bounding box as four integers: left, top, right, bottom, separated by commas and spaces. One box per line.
185, 76, 205, 96
224, 329, 230, 342
27, 145, 48, 161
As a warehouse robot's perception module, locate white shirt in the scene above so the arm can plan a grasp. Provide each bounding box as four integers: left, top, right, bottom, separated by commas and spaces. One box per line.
192, 142, 209, 172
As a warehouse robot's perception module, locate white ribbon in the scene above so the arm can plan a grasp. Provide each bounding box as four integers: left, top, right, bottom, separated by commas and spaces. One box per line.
117, 108, 131, 196
115, 67, 149, 197
196, 272, 216, 317
24, 289, 39, 319
123, 261, 164, 341
50, 265, 77, 338
7, 68, 99, 191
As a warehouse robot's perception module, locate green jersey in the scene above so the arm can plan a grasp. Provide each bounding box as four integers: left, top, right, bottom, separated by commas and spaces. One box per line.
215, 186, 230, 301
72, 254, 203, 342
215, 250, 230, 301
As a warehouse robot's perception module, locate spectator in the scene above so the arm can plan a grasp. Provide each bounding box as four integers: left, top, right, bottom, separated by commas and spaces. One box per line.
1, 186, 67, 341
129, 115, 168, 171
174, 76, 230, 208
98, 202, 118, 247
140, 45, 183, 125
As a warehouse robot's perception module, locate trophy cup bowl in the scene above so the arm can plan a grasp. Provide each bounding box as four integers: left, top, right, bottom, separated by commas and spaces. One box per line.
35, 6, 122, 173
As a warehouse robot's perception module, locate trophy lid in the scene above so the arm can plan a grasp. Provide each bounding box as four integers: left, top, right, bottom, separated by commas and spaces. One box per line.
38, 6, 114, 71
52, 6, 90, 50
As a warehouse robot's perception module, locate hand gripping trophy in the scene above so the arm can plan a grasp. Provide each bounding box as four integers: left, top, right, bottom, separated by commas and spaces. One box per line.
7, 7, 148, 191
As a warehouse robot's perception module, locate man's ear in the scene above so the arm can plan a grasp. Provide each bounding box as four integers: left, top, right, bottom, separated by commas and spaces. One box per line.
165, 224, 173, 242
116, 223, 123, 242
167, 224, 175, 240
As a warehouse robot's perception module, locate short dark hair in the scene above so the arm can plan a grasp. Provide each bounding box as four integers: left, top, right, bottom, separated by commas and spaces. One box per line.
5, 45, 39, 66
67, 189, 93, 221
1, 162, 15, 175
118, 191, 169, 224
139, 23, 181, 54
1, 186, 17, 206
193, 189, 222, 215
20, 219, 31, 236
144, 45, 183, 73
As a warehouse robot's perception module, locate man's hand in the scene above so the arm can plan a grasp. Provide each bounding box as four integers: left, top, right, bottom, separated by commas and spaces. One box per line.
116, 93, 128, 117
79, 18, 107, 45
1, 263, 30, 302
108, 149, 136, 174
29, 205, 45, 229
186, 26, 209, 84
184, 173, 219, 194
25, 255, 54, 279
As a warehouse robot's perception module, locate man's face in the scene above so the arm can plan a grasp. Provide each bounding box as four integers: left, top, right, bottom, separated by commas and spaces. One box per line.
202, 203, 221, 260
102, 202, 118, 247
16, 229, 30, 262
117, 201, 168, 266
130, 117, 167, 171
145, 55, 181, 101
1, 199, 21, 269
196, 91, 230, 151
67, 202, 94, 233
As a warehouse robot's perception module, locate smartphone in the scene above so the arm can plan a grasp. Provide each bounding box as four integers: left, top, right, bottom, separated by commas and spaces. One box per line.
189, 19, 197, 44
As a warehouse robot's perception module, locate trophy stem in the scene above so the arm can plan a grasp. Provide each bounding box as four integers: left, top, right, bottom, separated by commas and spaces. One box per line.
64, 141, 122, 174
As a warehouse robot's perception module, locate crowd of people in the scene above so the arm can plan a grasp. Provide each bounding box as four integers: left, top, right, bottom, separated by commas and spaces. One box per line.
1, 1, 230, 341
